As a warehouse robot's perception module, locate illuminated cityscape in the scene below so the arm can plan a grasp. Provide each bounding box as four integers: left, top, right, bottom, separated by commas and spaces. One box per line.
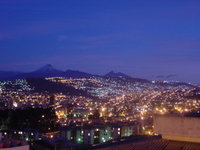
0, 74, 200, 149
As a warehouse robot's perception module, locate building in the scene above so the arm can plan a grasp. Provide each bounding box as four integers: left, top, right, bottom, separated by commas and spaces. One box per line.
92, 113, 200, 150
153, 114, 200, 143
0, 133, 29, 150
32, 137, 75, 150
0, 129, 40, 142
60, 123, 137, 145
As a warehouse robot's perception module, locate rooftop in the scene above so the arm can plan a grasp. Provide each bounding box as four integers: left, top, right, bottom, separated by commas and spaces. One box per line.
93, 138, 200, 150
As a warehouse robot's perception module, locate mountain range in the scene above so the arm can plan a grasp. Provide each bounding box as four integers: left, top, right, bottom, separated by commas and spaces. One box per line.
0, 64, 198, 88
0, 64, 131, 80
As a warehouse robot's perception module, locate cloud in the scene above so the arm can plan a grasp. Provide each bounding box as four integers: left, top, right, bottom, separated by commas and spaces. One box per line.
83, 34, 118, 41
166, 74, 177, 78
57, 35, 69, 42
155, 74, 177, 79
160, 41, 200, 50
0, 20, 69, 40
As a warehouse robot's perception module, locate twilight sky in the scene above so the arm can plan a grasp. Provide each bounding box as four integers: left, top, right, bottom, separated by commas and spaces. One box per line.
0, 0, 200, 84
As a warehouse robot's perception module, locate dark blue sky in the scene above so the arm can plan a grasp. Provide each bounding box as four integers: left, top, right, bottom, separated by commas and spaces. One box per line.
0, 0, 200, 83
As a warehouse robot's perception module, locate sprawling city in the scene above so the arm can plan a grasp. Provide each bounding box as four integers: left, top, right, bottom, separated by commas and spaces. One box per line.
0, 65, 200, 149
0, 0, 200, 150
